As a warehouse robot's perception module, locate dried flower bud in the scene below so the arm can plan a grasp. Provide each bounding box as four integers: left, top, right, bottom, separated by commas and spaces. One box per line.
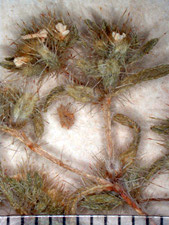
21, 29, 48, 41
14, 56, 31, 68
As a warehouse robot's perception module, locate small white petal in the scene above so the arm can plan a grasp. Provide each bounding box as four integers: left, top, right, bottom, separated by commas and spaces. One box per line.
63, 25, 67, 30
62, 30, 70, 37
56, 23, 64, 33
21, 29, 48, 40
121, 33, 126, 39
55, 23, 70, 37
112, 32, 116, 38
116, 33, 121, 40
38, 29, 48, 38
112, 31, 126, 41
14, 57, 28, 68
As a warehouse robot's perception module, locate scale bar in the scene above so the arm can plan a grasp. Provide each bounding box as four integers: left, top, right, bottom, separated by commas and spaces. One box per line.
0, 215, 168, 225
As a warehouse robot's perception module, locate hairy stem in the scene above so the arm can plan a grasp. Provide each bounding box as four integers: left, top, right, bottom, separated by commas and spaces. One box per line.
0, 126, 109, 185
109, 182, 146, 216
0, 126, 148, 217
102, 96, 114, 159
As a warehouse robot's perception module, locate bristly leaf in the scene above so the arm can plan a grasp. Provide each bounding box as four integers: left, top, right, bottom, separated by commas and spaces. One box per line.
113, 114, 140, 169
31, 107, 44, 138
11, 93, 38, 125
85, 19, 100, 35
66, 85, 99, 103
0, 60, 16, 70
0, 85, 21, 125
151, 118, 169, 136
144, 154, 169, 181
141, 38, 159, 54
122, 154, 169, 199
121, 64, 169, 86
0, 165, 66, 215
36, 45, 60, 69
98, 59, 121, 89
44, 86, 66, 112
121, 166, 146, 199
128, 38, 159, 63
79, 192, 124, 211
65, 184, 115, 214
21, 64, 45, 77
151, 118, 169, 149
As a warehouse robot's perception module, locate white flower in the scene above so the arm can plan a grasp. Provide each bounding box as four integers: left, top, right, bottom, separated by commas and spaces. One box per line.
14, 56, 29, 68
112, 32, 126, 41
55, 23, 70, 37
21, 29, 48, 41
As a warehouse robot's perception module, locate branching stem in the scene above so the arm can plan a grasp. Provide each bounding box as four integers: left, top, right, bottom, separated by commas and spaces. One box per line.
0, 126, 109, 185
0, 125, 149, 218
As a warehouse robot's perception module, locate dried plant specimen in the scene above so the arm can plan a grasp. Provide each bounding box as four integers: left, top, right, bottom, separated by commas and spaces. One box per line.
0, 6, 168, 222
0, 12, 78, 82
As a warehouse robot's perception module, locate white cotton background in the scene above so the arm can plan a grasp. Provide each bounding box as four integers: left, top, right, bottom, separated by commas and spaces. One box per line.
0, 0, 169, 217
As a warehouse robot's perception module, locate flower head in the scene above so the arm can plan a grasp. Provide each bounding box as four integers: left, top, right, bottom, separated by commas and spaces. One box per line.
112, 32, 126, 41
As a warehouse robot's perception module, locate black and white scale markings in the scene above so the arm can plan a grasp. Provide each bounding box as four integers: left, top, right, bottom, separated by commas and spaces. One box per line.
0, 215, 168, 225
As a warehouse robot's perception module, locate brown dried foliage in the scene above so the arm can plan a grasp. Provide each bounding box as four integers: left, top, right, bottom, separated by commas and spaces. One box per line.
57, 103, 75, 129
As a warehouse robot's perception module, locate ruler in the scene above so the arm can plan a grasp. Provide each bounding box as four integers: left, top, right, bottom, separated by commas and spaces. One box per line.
0, 215, 168, 225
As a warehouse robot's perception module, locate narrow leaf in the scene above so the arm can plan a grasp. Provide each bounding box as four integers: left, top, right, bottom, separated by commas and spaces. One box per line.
44, 86, 66, 112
